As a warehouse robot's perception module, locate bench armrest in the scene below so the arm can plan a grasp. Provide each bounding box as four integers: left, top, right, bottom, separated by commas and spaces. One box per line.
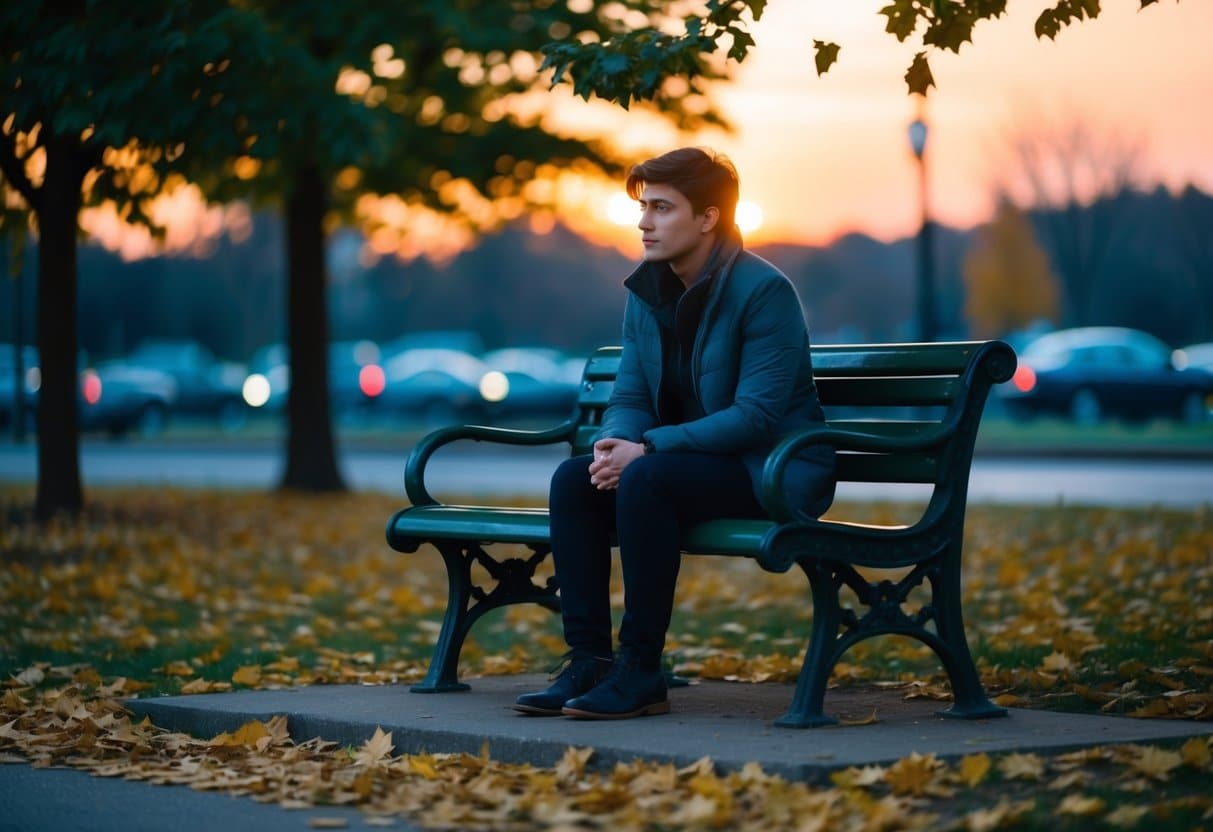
405, 420, 578, 506
760, 421, 957, 523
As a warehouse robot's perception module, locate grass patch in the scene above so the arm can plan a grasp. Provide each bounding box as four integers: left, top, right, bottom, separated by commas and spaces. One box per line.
3, 485, 1212, 828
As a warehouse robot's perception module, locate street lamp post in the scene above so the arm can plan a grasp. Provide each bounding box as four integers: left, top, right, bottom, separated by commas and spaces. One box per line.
908, 110, 936, 343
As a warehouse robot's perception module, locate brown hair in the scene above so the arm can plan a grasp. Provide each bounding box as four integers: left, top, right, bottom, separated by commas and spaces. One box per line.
625, 147, 740, 233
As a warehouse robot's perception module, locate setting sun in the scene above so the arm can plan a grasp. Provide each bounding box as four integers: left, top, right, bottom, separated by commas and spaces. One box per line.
606, 192, 639, 226
736, 201, 763, 234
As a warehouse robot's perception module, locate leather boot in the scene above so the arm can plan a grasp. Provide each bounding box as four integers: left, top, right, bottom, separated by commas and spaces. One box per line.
514, 655, 613, 715
561, 650, 668, 719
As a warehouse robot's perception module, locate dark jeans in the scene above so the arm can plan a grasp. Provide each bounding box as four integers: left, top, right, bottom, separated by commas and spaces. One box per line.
549, 452, 767, 669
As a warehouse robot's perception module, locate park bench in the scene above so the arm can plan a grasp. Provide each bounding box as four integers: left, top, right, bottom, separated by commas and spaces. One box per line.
386, 339, 1017, 727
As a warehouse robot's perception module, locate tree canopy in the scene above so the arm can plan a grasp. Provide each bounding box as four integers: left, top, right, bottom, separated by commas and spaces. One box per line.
0, 1, 275, 519
1, 0, 731, 513
541, 0, 1173, 100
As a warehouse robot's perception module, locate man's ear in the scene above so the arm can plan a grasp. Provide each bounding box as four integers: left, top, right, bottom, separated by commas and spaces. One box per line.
700, 206, 720, 234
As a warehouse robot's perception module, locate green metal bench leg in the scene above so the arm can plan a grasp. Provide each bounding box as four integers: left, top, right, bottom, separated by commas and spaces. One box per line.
410, 541, 562, 693
928, 551, 1007, 721
411, 542, 475, 693
776, 562, 842, 728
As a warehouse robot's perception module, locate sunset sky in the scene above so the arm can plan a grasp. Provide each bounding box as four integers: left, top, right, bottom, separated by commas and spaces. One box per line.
81, 1, 1213, 262
555, 0, 1213, 251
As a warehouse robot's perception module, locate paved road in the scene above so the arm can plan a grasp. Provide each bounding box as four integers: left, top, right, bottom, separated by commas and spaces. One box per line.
1, 440, 1211, 506
0, 763, 406, 832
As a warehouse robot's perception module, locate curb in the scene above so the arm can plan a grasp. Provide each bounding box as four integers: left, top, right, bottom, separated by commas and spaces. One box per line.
127, 677, 1213, 783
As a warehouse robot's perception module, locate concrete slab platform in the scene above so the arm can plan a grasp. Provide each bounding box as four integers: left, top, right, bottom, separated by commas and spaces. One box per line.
127, 676, 1213, 782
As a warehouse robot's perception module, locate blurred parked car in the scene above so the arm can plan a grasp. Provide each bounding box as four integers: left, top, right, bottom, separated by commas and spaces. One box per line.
242, 340, 384, 420
1, 344, 176, 437
0, 345, 40, 433
81, 361, 177, 437
997, 327, 1213, 425
126, 339, 250, 431
478, 347, 580, 422
377, 348, 487, 426
1176, 342, 1213, 375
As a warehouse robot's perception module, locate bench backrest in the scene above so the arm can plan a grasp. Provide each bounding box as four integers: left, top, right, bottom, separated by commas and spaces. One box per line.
568, 341, 1017, 487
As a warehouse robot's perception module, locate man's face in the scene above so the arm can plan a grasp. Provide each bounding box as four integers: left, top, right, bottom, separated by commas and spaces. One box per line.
637, 183, 714, 269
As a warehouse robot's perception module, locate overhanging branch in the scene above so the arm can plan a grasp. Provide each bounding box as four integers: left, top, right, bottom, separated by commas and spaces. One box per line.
0, 129, 42, 213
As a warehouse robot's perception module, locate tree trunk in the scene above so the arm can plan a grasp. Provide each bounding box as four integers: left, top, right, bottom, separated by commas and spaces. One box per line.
280, 161, 345, 492
35, 136, 84, 520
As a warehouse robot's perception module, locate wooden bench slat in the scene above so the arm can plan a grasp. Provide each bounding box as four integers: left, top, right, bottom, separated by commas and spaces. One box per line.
835, 452, 938, 483
817, 377, 960, 406
812, 343, 979, 375
390, 506, 552, 546
683, 518, 773, 556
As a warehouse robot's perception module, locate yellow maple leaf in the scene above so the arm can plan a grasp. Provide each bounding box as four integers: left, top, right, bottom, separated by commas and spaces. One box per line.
1055, 793, 1105, 816
839, 708, 879, 727
958, 753, 991, 787
885, 752, 940, 796
555, 746, 594, 782
160, 661, 194, 677
963, 799, 1014, 832
179, 678, 231, 694
408, 754, 440, 780
1104, 804, 1151, 828
209, 719, 269, 748
833, 764, 886, 788
1046, 770, 1090, 790
354, 727, 394, 768
1180, 737, 1211, 769
1128, 745, 1183, 781
232, 665, 262, 687
1040, 651, 1074, 673
998, 752, 1045, 781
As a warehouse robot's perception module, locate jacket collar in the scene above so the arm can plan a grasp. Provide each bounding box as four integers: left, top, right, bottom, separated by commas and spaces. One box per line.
623, 227, 744, 310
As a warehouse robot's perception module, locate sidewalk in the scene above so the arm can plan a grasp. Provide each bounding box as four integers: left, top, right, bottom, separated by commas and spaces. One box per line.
127, 676, 1213, 783
6, 677, 1212, 831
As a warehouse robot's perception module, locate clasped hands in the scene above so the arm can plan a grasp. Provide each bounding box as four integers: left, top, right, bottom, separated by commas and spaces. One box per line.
588, 437, 646, 490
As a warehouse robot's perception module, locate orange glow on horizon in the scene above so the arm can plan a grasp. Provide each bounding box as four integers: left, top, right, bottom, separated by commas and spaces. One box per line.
76, 1, 1213, 260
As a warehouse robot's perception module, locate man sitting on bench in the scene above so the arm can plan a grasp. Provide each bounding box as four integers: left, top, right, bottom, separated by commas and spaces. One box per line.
514, 147, 837, 721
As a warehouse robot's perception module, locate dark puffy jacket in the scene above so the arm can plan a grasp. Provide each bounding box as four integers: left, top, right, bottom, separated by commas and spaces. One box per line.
597, 246, 836, 516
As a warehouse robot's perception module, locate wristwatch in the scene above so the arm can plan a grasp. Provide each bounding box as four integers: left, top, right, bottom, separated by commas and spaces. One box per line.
642, 438, 656, 455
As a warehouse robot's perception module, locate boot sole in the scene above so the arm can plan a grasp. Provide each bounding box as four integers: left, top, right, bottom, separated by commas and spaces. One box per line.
513, 703, 564, 716
560, 700, 670, 720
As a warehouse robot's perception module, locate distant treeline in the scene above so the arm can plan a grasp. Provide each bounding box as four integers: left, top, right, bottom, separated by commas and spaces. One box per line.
3, 184, 1210, 363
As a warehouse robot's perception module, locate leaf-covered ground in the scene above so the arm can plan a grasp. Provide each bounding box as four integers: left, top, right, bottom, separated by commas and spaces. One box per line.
2, 486, 1211, 829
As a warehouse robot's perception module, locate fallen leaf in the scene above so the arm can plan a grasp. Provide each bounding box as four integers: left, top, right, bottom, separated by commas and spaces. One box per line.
885, 752, 940, 796
555, 746, 593, 781
1104, 804, 1151, 828
958, 753, 991, 787
998, 753, 1045, 781
1128, 745, 1183, 781
839, 708, 878, 726
1180, 737, 1211, 769
1056, 793, 1105, 816
209, 720, 270, 748
231, 666, 262, 687
354, 727, 394, 768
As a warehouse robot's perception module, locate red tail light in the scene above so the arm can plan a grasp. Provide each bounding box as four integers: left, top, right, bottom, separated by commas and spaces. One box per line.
1012, 365, 1036, 393
359, 364, 386, 397
82, 370, 102, 405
